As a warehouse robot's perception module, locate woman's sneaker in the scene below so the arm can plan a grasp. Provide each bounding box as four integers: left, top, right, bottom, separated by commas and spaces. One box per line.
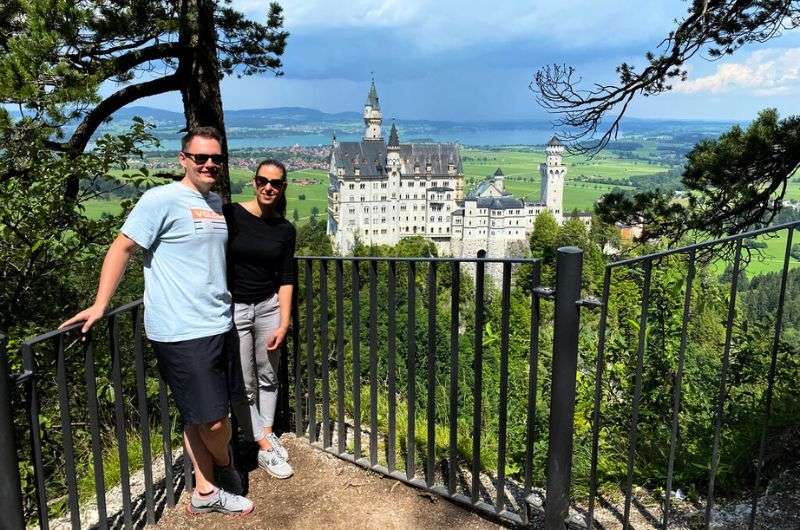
258, 448, 293, 479
266, 432, 289, 460
189, 488, 254, 516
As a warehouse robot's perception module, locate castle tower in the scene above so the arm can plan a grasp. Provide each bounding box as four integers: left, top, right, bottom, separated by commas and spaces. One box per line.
387, 122, 401, 168
540, 136, 565, 220
363, 79, 382, 141
493, 167, 505, 192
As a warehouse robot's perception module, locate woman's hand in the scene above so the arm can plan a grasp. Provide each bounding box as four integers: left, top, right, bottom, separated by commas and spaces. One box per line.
267, 325, 289, 351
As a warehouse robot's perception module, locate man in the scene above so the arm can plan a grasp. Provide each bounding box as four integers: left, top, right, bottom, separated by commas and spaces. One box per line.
61, 126, 253, 516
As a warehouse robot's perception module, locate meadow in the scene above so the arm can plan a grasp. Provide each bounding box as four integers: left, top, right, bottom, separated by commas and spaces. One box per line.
83, 147, 666, 219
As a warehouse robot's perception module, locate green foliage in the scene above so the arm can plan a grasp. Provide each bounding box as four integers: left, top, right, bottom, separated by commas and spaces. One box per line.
597, 109, 800, 243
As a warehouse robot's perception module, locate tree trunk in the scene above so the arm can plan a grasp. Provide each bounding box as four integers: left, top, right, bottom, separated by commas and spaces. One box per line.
179, 0, 231, 203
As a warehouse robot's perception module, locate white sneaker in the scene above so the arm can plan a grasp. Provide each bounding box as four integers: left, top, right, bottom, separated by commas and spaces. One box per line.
258, 449, 294, 479
266, 432, 289, 460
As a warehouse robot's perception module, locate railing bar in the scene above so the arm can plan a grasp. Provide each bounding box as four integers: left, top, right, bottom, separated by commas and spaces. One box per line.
335, 260, 346, 454
23, 298, 144, 345
292, 263, 302, 437
183, 439, 194, 497
406, 261, 417, 479
749, 228, 795, 529
295, 255, 542, 264
84, 336, 109, 528
705, 238, 743, 528
387, 260, 398, 473
158, 375, 175, 507
524, 262, 542, 494
109, 315, 133, 529
522, 261, 542, 525
132, 305, 156, 524
622, 259, 652, 530
320, 260, 331, 448
448, 261, 460, 495
608, 220, 800, 268
586, 267, 611, 528
369, 260, 379, 466
0, 335, 25, 530
425, 262, 437, 487
496, 262, 512, 513
22, 343, 49, 530
305, 260, 317, 443
55, 335, 81, 529
351, 259, 362, 460
471, 259, 486, 504
663, 251, 696, 529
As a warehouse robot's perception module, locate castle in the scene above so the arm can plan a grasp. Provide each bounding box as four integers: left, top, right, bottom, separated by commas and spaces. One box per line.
326, 81, 573, 258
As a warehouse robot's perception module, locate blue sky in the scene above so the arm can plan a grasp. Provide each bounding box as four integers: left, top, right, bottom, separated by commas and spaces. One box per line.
137, 0, 800, 122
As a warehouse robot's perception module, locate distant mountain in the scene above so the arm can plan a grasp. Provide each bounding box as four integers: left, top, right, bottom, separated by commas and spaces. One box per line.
111, 106, 361, 126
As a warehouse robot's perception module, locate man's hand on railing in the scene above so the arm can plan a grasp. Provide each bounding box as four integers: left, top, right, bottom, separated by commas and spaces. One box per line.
59, 303, 106, 335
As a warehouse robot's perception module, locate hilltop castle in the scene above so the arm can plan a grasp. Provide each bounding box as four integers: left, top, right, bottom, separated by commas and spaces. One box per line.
326, 81, 572, 258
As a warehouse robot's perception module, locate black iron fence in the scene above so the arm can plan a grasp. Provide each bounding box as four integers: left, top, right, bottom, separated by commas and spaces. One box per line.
0, 301, 193, 529
1, 220, 798, 529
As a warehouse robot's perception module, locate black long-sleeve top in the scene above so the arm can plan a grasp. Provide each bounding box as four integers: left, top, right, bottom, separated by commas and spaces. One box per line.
223, 203, 296, 304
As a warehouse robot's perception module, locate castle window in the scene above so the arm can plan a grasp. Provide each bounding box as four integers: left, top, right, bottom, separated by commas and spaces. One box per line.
349, 184, 354, 190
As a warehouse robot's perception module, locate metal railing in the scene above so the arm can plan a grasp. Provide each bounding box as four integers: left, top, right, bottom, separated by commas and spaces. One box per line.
287, 254, 574, 527
584, 220, 800, 530
0, 301, 192, 529
1, 220, 797, 529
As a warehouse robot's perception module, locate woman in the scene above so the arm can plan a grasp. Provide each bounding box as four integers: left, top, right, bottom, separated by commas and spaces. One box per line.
224, 159, 295, 479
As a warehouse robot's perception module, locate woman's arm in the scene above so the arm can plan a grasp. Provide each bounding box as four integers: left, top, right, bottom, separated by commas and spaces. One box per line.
266, 283, 293, 351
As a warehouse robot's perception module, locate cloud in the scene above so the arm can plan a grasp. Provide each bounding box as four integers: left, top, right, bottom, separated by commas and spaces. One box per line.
674, 48, 800, 96
232, 0, 679, 53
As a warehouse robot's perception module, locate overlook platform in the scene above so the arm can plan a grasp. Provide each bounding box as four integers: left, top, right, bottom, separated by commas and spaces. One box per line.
155, 435, 498, 529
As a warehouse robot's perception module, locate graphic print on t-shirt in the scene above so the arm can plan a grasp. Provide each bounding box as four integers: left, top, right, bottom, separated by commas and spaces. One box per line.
191, 208, 227, 236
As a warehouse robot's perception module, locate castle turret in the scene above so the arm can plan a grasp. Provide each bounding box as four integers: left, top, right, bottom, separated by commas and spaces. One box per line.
363, 79, 382, 141
493, 167, 505, 192
539, 136, 565, 221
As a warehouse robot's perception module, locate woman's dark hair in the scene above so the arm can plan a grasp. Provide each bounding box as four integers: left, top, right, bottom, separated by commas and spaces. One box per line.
255, 159, 287, 216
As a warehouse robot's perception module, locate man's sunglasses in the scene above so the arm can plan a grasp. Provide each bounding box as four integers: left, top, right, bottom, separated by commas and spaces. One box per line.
254, 176, 285, 189
182, 152, 227, 165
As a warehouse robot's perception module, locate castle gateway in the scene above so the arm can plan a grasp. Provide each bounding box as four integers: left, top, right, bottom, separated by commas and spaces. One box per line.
327, 81, 569, 258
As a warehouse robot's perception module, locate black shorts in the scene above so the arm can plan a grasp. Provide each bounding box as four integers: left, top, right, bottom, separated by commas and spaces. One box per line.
151, 330, 246, 426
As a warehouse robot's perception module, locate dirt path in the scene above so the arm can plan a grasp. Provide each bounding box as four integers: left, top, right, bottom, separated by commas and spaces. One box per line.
156, 434, 500, 529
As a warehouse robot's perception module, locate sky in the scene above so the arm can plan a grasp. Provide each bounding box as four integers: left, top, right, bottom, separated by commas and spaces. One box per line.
136, 0, 800, 122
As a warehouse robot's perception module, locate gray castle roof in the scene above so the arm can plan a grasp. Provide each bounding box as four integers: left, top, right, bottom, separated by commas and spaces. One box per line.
548, 136, 562, 147
365, 81, 380, 110
493, 167, 504, 176
331, 140, 462, 177
388, 123, 399, 147
475, 196, 525, 210
332, 141, 388, 177
398, 144, 462, 174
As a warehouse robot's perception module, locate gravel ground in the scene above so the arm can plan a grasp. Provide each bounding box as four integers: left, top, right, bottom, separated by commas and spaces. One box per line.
155, 434, 500, 529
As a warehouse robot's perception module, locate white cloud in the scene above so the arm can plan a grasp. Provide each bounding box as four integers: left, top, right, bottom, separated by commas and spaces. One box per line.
674, 48, 800, 96
232, 0, 679, 53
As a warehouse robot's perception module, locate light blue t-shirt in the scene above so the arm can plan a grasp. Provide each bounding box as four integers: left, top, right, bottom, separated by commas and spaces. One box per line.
121, 182, 232, 342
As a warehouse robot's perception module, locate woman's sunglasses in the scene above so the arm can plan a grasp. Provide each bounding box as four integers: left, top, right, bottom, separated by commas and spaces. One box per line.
254, 176, 285, 189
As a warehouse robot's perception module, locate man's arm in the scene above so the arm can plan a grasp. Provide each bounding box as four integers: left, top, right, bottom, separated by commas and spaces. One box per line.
59, 233, 139, 333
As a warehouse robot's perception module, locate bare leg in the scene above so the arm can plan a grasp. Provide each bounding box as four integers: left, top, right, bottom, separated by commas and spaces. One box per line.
197, 417, 232, 468
256, 427, 273, 451
184, 426, 215, 493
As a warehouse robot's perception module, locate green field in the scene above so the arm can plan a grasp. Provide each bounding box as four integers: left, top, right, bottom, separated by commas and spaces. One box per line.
232, 168, 328, 222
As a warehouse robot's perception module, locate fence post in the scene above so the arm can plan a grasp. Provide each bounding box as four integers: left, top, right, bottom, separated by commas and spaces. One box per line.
544, 247, 583, 529
0, 335, 25, 529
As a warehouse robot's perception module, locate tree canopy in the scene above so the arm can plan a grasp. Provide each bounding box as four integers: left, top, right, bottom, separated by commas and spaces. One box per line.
596, 109, 800, 243
0, 0, 288, 199
534, 0, 800, 154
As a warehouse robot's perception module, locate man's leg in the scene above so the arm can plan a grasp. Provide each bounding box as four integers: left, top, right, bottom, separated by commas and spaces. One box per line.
198, 416, 232, 468
184, 425, 216, 493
